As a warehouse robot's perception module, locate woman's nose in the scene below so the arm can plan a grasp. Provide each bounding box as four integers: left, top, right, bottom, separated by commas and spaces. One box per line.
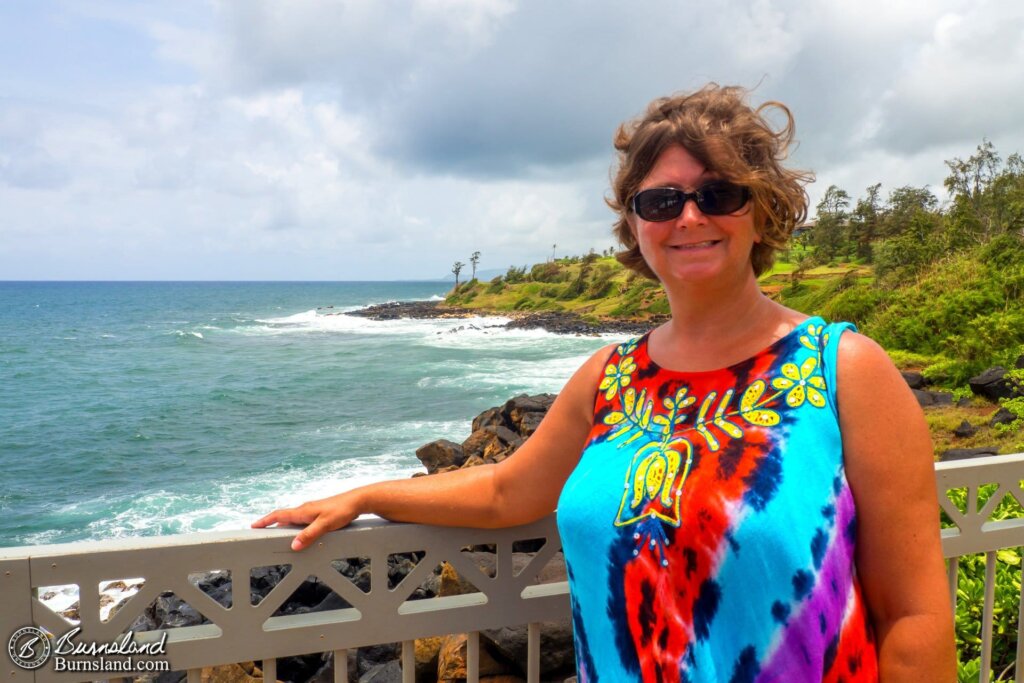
675, 196, 707, 227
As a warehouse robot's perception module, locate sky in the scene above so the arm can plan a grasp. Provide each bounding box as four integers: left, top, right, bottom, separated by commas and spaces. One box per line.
2, 1, 1023, 281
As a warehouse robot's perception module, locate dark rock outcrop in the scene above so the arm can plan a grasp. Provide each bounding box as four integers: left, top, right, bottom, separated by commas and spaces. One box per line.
912, 389, 954, 407
940, 446, 999, 462
346, 300, 657, 336
991, 407, 1019, 427
347, 301, 476, 320
901, 371, 926, 390
970, 366, 1023, 401
953, 420, 978, 438
415, 439, 467, 474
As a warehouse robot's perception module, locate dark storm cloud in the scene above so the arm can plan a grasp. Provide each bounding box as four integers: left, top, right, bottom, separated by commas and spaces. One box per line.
207, 1, 1024, 183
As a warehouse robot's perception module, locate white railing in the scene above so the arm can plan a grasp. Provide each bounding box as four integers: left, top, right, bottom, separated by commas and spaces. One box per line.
938, 452, 1024, 683
1, 453, 1022, 683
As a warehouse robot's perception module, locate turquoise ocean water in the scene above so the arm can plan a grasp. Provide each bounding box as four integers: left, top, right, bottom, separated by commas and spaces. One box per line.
0, 282, 620, 548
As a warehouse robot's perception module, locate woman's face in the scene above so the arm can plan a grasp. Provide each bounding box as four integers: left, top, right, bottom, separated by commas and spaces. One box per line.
630, 144, 759, 287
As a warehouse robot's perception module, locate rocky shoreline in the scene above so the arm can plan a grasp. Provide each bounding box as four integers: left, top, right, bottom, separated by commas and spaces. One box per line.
344, 300, 660, 336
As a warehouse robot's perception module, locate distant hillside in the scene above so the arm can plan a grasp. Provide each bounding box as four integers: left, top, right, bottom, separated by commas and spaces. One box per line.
445, 238, 1024, 388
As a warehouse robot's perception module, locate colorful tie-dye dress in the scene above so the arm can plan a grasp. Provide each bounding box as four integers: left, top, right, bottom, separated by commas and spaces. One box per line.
556, 316, 879, 682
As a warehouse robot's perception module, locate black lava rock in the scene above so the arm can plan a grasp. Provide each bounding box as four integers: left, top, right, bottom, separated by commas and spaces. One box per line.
901, 371, 926, 389
990, 407, 1019, 427
940, 447, 999, 462
953, 420, 978, 438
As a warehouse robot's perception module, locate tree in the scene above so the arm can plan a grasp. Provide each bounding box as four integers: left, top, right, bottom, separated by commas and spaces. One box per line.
469, 251, 480, 280
551, 244, 558, 262
452, 261, 465, 287
848, 183, 882, 261
811, 185, 851, 261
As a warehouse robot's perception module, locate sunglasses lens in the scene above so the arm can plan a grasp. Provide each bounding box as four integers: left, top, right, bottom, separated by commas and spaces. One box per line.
698, 182, 749, 215
633, 183, 749, 221
633, 189, 684, 222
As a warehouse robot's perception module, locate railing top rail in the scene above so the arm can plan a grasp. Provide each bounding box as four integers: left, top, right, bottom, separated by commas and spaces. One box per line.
934, 451, 1024, 473
0, 517, 397, 560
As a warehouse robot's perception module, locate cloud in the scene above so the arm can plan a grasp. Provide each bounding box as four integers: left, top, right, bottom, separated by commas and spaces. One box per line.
3, 0, 1024, 278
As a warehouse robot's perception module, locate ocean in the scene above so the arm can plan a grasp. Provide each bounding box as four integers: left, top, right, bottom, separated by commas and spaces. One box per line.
0, 281, 623, 548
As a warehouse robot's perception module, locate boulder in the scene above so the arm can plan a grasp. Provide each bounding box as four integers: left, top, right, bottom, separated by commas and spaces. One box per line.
953, 420, 978, 438
516, 411, 545, 437
436, 634, 510, 681
463, 426, 522, 460
461, 454, 487, 469
901, 371, 926, 389
152, 592, 206, 628
940, 447, 999, 462
969, 366, 1023, 401
276, 652, 327, 683
472, 407, 508, 432
358, 660, 403, 683
200, 662, 263, 683
912, 390, 953, 407
356, 643, 401, 678
415, 636, 445, 682
503, 395, 556, 435
416, 439, 467, 474
305, 650, 354, 683
250, 565, 291, 603
481, 621, 576, 680
195, 571, 233, 609
991, 407, 1018, 427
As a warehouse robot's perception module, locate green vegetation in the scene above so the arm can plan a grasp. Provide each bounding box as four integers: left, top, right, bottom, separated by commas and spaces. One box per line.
446, 142, 1024, 676
447, 251, 672, 320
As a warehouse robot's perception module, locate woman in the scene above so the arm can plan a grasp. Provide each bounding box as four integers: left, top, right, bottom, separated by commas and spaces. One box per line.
254, 85, 955, 681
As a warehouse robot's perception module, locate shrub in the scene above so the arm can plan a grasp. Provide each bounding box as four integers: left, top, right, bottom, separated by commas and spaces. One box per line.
530, 262, 568, 283
821, 282, 887, 328
504, 265, 528, 284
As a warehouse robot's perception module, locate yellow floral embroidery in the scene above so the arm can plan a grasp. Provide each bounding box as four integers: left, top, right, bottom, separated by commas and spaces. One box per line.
599, 355, 637, 401
771, 356, 826, 408
602, 328, 831, 539
799, 324, 824, 351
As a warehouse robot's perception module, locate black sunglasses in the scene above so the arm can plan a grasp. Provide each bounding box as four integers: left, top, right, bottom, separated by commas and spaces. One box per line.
631, 181, 750, 222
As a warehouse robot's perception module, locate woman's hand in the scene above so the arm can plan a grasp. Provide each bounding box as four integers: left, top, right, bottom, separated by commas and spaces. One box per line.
251, 491, 361, 551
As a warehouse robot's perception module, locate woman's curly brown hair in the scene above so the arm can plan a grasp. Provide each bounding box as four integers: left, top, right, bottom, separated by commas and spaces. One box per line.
608, 84, 813, 279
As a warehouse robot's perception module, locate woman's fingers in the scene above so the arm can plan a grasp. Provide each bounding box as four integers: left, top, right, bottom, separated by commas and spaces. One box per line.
251, 503, 316, 529
291, 517, 331, 551
252, 498, 356, 551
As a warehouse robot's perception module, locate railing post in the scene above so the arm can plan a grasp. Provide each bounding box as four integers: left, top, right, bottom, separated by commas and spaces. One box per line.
981, 551, 997, 683
527, 622, 540, 683
263, 657, 276, 682
466, 631, 480, 683
401, 640, 415, 683
947, 556, 959, 617
333, 649, 347, 683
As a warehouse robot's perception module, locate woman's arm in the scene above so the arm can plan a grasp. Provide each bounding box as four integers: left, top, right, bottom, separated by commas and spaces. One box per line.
252, 343, 614, 550
837, 332, 957, 681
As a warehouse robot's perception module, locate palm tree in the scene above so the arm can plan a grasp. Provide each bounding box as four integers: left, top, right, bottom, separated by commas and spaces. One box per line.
470, 252, 480, 280
452, 261, 465, 288
551, 244, 557, 262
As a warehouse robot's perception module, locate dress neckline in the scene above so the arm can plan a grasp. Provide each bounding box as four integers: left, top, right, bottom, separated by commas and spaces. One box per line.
637, 315, 822, 376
